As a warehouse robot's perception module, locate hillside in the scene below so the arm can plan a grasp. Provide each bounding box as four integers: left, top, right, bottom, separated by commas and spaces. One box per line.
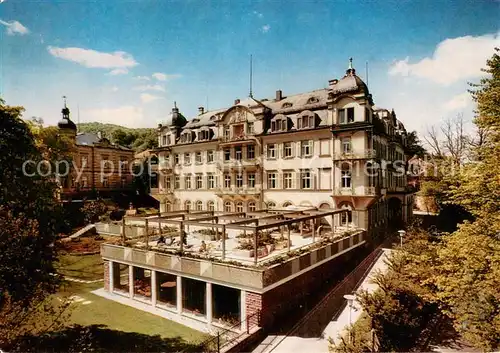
77, 122, 158, 152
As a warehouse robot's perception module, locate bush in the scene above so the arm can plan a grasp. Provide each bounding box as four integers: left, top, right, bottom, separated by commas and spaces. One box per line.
81, 200, 107, 224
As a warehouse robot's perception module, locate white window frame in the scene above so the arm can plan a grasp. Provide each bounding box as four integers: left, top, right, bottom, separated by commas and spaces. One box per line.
267, 144, 276, 159
301, 140, 313, 157
207, 150, 214, 163
208, 175, 215, 189
267, 172, 277, 189
247, 145, 255, 160
247, 173, 256, 188
301, 170, 312, 189
224, 174, 231, 188
283, 172, 293, 189
196, 174, 203, 189
236, 174, 243, 188
284, 142, 293, 158
185, 175, 192, 189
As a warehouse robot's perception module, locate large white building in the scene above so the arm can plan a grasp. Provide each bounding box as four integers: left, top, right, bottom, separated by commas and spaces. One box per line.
151, 61, 413, 236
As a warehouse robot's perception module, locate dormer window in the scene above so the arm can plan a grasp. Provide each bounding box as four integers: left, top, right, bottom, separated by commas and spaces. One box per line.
307, 96, 319, 104
180, 131, 192, 143
282, 102, 292, 109
297, 115, 315, 129
209, 115, 216, 121
192, 118, 200, 123
338, 107, 355, 124
271, 118, 287, 132
198, 129, 210, 141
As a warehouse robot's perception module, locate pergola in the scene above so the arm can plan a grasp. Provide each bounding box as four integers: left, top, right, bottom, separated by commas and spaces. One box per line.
121, 207, 354, 265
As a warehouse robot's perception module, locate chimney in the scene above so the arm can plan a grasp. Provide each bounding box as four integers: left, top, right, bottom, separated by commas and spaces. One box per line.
276, 90, 283, 101
234, 98, 240, 105
198, 106, 205, 115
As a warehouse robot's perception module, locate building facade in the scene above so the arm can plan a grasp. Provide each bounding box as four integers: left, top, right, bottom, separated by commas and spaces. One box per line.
57, 104, 135, 198
152, 61, 413, 234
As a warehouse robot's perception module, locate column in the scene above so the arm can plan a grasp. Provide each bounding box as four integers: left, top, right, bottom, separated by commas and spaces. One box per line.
145, 218, 149, 250
300, 221, 303, 237
254, 231, 258, 265
287, 225, 291, 253
151, 270, 157, 307
206, 282, 213, 325
179, 221, 184, 253
128, 265, 134, 299
241, 290, 247, 333
109, 261, 114, 292
222, 224, 226, 260
311, 219, 315, 241
176, 276, 182, 314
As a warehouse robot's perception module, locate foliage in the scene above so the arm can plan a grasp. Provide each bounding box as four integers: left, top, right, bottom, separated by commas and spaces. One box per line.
77, 122, 158, 152
404, 130, 426, 158
0, 99, 66, 346
81, 200, 107, 224
329, 314, 377, 353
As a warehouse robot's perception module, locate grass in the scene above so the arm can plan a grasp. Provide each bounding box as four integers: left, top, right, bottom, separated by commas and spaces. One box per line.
54, 254, 207, 345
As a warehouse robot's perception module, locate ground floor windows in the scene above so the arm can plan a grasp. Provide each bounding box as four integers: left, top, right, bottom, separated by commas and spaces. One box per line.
133, 267, 151, 300
224, 201, 233, 212
212, 284, 241, 326
207, 200, 215, 212
195, 200, 203, 211
157, 272, 177, 308
248, 201, 256, 212
112, 263, 129, 293
236, 201, 244, 213
182, 277, 206, 317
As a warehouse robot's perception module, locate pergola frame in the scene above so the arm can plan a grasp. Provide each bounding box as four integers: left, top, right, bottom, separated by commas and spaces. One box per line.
120, 208, 354, 265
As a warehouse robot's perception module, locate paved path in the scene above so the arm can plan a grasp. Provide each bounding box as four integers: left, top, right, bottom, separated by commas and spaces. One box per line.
254, 249, 391, 353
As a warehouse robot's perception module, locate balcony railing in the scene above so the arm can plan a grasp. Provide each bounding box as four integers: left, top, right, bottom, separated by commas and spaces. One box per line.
333, 186, 378, 196
159, 162, 173, 172
217, 159, 260, 170
333, 149, 377, 160
215, 186, 261, 195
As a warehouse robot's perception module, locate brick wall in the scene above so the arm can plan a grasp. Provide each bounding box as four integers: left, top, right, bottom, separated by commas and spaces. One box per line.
104, 260, 110, 291
245, 292, 262, 329
246, 243, 371, 330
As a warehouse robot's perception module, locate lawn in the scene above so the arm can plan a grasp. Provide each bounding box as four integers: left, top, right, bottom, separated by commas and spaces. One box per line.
54, 254, 207, 348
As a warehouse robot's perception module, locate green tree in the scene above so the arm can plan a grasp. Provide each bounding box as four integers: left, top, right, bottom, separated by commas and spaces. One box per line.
0, 99, 67, 346
405, 131, 426, 158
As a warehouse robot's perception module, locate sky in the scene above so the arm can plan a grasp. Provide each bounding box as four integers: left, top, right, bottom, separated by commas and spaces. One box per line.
1, 0, 499, 135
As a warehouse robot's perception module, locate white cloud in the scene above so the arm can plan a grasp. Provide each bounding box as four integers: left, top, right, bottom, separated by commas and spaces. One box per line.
0, 19, 29, 35
389, 32, 500, 85
108, 68, 129, 75
443, 92, 473, 112
82, 106, 145, 128
140, 93, 162, 103
152, 72, 181, 81
134, 84, 165, 92
261, 24, 271, 33
47, 46, 138, 69
134, 76, 151, 81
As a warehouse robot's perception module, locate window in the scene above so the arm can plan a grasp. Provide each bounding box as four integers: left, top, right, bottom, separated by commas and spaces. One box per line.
247, 145, 255, 160
247, 122, 254, 134
174, 154, 179, 165
185, 200, 192, 210
196, 174, 203, 189
301, 140, 313, 157
342, 138, 352, 154
248, 201, 256, 212
198, 130, 210, 141
185, 175, 192, 189
224, 201, 233, 212
195, 152, 202, 164
224, 127, 230, 140
184, 153, 191, 165
236, 202, 244, 213
207, 150, 214, 163
267, 201, 276, 209
284, 142, 293, 158
298, 115, 315, 129
283, 172, 293, 189
102, 177, 109, 187
165, 176, 171, 189
208, 175, 215, 189
267, 172, 277, 189
307, 96, 319, 104
267, 144, 276, 159
247, 173, 256, 188
120, 157, 128, 171
81, 177, 88, 188
235, 147, 242, 161
174, 175, 180, 189
81, 155, 88, 167
341, 167, 352, 188
282, 102, 292, 108
166, 201, 172, 212
224, 149, 231, 161
271, 119, 287, 132
301, 170, 312, 189
340, 204, 353, 225
162, 135, 167, 146
101, 154, 110, 163
207, 201, 215, 212
224, 174, 231, 188
196, 201, 203, 211
167, 135, 171, 145
236, 174, 243, 188
339, 108, 355, 124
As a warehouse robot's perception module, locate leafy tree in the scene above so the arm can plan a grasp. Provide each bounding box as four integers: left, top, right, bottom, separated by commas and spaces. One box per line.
81, 200, 108, 224
405, 130, 426, 158
0, 99, 66, 346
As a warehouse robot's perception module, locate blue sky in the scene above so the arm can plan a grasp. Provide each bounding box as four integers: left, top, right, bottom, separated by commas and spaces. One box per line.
1, 0, 499, 134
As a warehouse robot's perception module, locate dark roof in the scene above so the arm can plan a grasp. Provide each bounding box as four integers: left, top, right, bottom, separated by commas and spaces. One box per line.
76, 132, 132, 151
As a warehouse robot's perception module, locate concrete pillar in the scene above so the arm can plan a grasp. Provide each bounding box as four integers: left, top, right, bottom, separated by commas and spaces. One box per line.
206, 282, 213, 324
254, 231, 258, 265
109, 261, 114, 292
311, 219, 315, 242
128, 265, 134, 299
222, 224, 226, 260
241, 290, 247, 332
287, 225, 291, 253
176, 276, 182, 314
179, 221, 184, 253
151, 270, 157, 306
300, 221, 303, 237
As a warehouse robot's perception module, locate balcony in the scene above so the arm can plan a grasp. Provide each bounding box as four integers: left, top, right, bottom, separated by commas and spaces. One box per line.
220, 134, 255, 146
217, 159, 260, 171
333, 149, 377, 160
215, 186, 261, 196
333, 186, 378, 196
150, 187, 174, 195
159, 162, 173, 173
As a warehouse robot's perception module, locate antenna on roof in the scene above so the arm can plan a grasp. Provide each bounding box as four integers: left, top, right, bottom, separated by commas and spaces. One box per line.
366, 61, 369, 87
249, 54, 253, 98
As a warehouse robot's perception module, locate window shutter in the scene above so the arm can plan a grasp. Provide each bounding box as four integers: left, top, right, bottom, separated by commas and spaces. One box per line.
279, 143, 284, 158
264, 144, 268, 159
310, 140, 314, 156
297, 142, 302, 157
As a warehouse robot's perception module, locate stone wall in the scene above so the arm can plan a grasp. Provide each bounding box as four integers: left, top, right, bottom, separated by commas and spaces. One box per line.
104, 260, 110, 291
